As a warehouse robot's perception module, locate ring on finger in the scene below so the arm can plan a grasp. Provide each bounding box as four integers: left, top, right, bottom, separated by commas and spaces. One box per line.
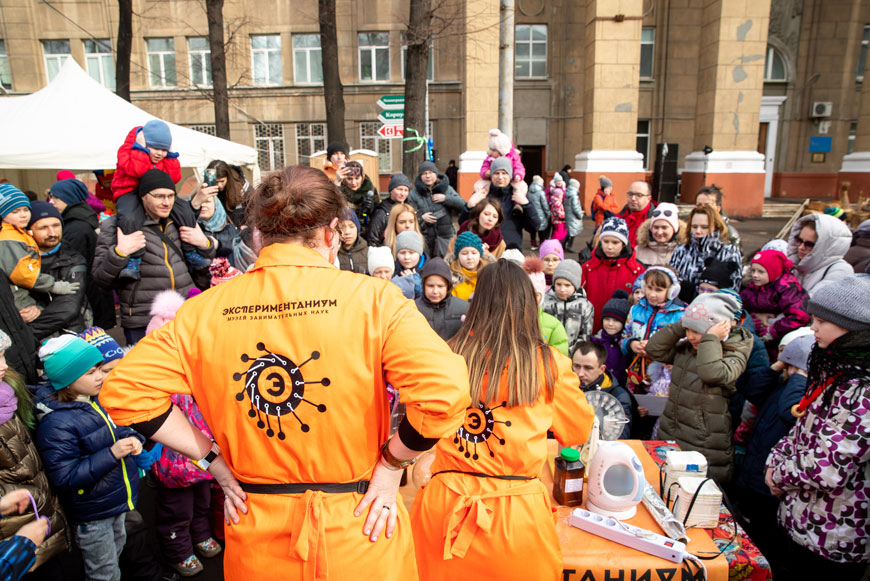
382, 505, 391, 511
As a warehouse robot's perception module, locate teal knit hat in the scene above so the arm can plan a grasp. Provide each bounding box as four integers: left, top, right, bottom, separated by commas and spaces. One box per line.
38, 335, 105, 390
455, 231, 483, 256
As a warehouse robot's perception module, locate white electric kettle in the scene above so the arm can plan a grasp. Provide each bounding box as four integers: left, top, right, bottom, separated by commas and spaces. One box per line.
585, 441, 646, 520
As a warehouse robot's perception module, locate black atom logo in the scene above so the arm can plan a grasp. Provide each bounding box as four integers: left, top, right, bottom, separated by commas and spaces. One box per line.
453, 401, 511, 460
233, 343, 329, 439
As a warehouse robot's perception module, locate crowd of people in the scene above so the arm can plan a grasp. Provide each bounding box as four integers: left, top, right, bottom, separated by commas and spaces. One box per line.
0, 123, 867, 581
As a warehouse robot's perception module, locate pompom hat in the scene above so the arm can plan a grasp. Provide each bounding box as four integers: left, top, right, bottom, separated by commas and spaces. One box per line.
750, 249, 793, 282
488, 128, 512, 156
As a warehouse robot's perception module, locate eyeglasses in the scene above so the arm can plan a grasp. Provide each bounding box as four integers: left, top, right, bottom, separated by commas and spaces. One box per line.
146, 192, 176, 202
627, 191, 650, 198
795, 236, 816, 250
652, 209, 674, 218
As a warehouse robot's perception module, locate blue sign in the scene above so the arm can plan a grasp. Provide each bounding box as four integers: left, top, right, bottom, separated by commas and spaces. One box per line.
809, 137, 832, 153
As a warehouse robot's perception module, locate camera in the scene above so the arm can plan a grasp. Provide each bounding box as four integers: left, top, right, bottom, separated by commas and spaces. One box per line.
347, 165, 362, 178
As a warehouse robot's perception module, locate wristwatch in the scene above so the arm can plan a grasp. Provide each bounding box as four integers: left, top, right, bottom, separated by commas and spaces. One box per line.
380, 440, 417, 470
193, 443, 221, 471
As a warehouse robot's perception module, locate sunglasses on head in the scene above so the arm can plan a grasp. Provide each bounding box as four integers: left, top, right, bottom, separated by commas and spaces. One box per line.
795, 236, 816, 250
652, 209, 674, 218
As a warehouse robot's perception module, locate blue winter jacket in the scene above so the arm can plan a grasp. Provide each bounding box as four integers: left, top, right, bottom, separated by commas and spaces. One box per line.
33, 384, 140, 523
622, 297, 685, 354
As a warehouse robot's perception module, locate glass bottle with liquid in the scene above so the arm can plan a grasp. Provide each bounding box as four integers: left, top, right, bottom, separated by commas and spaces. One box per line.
553, 447, 585, 506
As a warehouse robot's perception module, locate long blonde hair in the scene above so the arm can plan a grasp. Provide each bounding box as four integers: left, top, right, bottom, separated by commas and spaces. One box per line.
384, 203, 422, 255
450, 260, 555, 407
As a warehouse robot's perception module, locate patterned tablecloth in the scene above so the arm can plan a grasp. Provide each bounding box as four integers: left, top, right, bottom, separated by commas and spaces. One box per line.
642, 441, 773, 581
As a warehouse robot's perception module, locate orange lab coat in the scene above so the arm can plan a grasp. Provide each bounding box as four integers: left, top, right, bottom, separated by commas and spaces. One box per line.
100, 243, 471, 581
410, 347, 595, 581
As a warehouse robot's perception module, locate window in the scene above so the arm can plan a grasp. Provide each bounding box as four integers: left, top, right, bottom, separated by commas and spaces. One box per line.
190, 124, 216, 136
295, 123, 326, 166
0, 40, 11, 90
83, 39, 115, 90
640, 28, 655, 79
401, 34, 433, 81
858, 24, 870, 82
252, 35, 282, 85
293, 34, 322, 84
188, 37, 212, 86
358, 32, 390, 82
254, 123, 284, 171
636, 120, 650, 169
848, 121, 858, 155
146, 38, 177, 88
764, 45, 787, 82
42, 40, 71, 82
360, 121, 392, 172
515, 25, 547, 79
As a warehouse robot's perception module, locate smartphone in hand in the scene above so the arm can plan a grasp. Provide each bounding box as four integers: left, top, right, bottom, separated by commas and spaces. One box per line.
205, 169, 217, 187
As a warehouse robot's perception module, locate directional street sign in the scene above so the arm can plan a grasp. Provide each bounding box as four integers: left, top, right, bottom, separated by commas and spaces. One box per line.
378, 110, 404, 125
377, 95, 405, 110
377, 124, 404, 139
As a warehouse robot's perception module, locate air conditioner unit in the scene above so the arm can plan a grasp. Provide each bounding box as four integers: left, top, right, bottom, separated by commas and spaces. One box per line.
811, 102, 833, 118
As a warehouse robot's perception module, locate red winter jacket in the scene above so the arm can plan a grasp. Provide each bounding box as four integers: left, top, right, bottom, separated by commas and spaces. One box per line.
110, 126, 181, 201
581, 247, 645, 333
618, 201, 657, 248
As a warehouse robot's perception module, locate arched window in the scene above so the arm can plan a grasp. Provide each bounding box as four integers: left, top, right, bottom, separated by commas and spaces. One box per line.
764, 45, 787, 82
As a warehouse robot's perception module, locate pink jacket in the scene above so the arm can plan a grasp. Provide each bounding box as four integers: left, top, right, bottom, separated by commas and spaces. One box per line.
151, 394, 215, 488
480, 148, 526, 181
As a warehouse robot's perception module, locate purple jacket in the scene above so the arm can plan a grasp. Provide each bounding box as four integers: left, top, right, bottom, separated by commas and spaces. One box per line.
740, 274, 810, 341
592, 329, 627, 388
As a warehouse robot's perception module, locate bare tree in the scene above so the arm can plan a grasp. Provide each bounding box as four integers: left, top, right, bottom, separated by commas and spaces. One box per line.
318, 0, 346, 144
206, 0, 230, 138
402, 0, 432, 176
116, 0, 132, 101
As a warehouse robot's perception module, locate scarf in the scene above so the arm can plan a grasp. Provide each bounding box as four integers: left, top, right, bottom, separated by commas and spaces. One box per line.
202, 197, 229, 233
805, 328, 870, 408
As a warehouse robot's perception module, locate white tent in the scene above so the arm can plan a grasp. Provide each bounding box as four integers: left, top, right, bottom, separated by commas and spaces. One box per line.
0, 59, 257, 174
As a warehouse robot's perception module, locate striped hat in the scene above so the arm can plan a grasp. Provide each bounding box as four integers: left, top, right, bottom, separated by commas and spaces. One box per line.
0, 183, 30, 219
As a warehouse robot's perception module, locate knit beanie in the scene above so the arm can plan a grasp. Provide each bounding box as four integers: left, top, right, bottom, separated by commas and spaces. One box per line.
142, 119, 172, 150
857, 219, 870, 238
523, 257, 547, 300
137, 169, 177, 197
419, 257, 453, 290
599, 176, 613, 190
806, 273, 870, 331
488, 128, 512, 156
501, 248, 525, 265
49, 178, 90, 205
56, 170, 76, 181
0, 329, 10, 352
368, 246, 395, 276
599, 216, 629, 246
551, 173, 565, 187
779, 326, 814, 348
778, 334, 815, 372
650, 202, 680, 233
78, 327, 125, 363
697, 258, 738, 290
568, 178, 580, 191
716, 288, 743, 311
681, 292, 741, 334
750, 249, 793, 282
341, 208, 361, 232
602, 290, 630, 324
39, 335, 104, 390
539, 239, 564, 261
454, 231, 483, 256
553, 259, 582, 291
388, 173, 411, 193
0, 183, 30, 219
823, 206, 846, 220
761, 238, 789, 254
396, 231, 424, 255
490, 157, 512, 177
209, 257, 243, 286
27, 201, 62, 228
327, 141, 347, 160
418, 161, 438, 176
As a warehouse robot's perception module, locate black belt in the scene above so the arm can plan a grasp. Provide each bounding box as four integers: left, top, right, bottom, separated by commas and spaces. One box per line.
239, 480, 369, 495
433, 470, 535, 481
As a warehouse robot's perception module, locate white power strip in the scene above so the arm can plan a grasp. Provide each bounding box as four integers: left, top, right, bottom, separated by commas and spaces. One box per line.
569, 508, 687, 563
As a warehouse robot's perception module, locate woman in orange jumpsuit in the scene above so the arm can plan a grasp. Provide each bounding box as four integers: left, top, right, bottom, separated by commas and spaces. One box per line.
99, 166, 471, 581
410, 260, 595, 580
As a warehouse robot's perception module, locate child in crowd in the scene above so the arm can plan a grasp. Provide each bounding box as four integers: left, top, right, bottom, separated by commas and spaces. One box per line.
367, 246, 395, 281
111, 120, 208, 280
479, 128, 526, 214
456, 199, 505, 258
34, 335, 144, 581
581, 217, 645, 333
547, 175, 567, 243
740, 249, 810, 350
622, 267, 686, 363
415, 257, 468, 341
541, 259, 595, 354
630, 273, 645, 305
383, 203, 423, 257
0, 184, 78, 310
524, 257, 570, 356
696, 258, 741, 295
563, 179, 584, 252
447, 231, 493, 301
765, 274, 870, 580
539, 239, 563, 288
337, 209, 368, 275
392, 231, 426, 299
590, 175, 619, 227
646, 291, 753, 483
526, 176, 551, 250
592, 290, 630, 388
572, 341, 632, 439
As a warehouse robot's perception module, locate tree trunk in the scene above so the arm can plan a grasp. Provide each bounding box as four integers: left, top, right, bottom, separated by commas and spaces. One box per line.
403, 0, 432, 177
206, 0, 230, 139
318, 0, 345, 145
115, 0, 132, 101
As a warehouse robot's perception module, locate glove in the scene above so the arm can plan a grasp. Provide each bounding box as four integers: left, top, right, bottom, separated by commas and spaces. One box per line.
133, 443, 163, 470
50, 280, 80, 295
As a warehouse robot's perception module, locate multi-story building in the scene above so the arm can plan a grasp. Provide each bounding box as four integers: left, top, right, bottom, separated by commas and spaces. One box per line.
1, 0, 868, 216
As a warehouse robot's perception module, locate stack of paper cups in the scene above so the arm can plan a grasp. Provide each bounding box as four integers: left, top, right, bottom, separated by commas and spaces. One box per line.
670, 477, 722, 529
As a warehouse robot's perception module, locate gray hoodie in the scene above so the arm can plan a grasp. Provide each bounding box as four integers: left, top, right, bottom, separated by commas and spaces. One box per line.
787, 214, 853, 297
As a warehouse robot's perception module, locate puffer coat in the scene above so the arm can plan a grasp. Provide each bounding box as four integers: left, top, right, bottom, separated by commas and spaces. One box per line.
541, 287, 595, 354
645, 322, 753, 483
739, 274, 810, 341
415, 295, 468, 341
633, 218, 687, 267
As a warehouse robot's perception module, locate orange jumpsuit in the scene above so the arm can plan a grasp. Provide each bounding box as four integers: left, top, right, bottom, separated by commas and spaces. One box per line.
99, 244, 471, 581
410, 347, 595, 580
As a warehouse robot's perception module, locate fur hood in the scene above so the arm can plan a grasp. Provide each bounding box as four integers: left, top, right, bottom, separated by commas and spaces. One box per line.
145, 290, 186, 335
635, 217, 688, 248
